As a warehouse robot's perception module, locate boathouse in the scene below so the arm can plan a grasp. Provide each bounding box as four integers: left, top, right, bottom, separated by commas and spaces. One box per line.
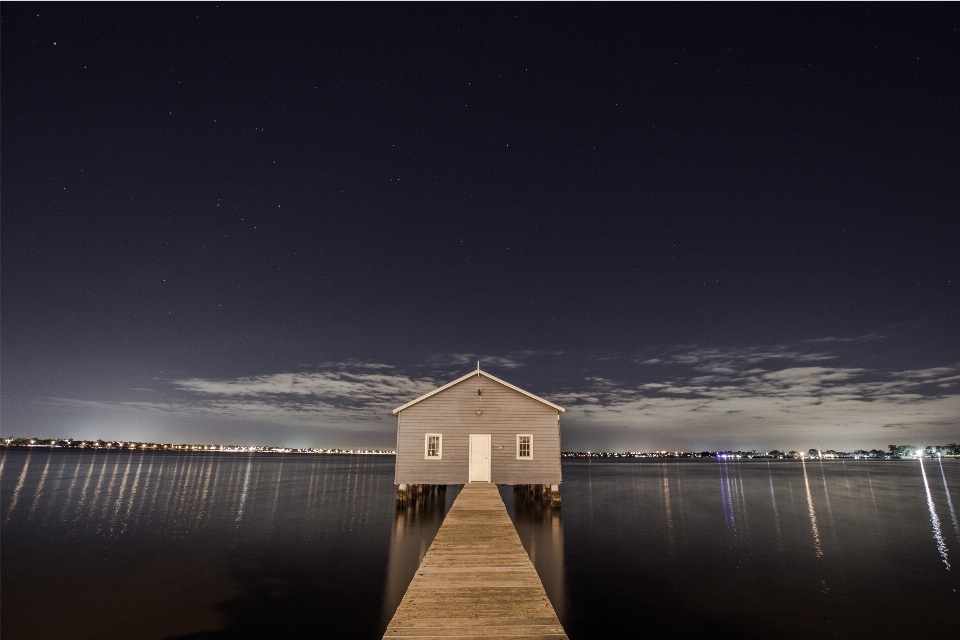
392, 365, 564, 488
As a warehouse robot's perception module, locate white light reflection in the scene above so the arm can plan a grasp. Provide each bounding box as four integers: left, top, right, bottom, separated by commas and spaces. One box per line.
71, 456, 98, 523
109, 454, 134, 533
268, 458, 284, 532
919, 457, 950, 570
673, 463, 686, 529
61, 457, 84, 522
767, 462, 783, 555
27, 454, 52, 521
938, 457, 959, 542
801, 459, 823, 558
86, 456, 109, 522
122, 453, 146, 526
662, 464, 675, 555
98, 458, 121, 521
197, 457, 222, 529
5, 452, 33, 522
160, 456, 184, 523
718, 458, 737, 540
735, 459, 751, 543
172, 456, 198, 522
236, 455, 253, 524
862, 460, 882, 537
818, 459, 838, 544
138, 456, 156, 526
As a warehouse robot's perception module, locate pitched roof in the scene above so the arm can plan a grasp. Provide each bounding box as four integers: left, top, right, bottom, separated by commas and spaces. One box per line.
392, 368, 565, 415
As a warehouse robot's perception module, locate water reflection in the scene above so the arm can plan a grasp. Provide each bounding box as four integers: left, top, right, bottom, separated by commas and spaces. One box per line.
380, 484, 454, 631
939, 457, 960, 542
2, 451, 408, 546
3, 451, 403, 640
108, 454, 133, 533
718, 459, 737, 541
27, 454, 51, 521
110, 453, 143, 534
4, 452, 958, 640
736, 461, 751, 543
919, 457, 950, 570
662, 465, 676, 554
801, 459, 824, 558
86, 456, 110, 518
559, 459, 960, 638
71, 456, 96, 523
502, 485, 568, 625
97, 457, 120, 521
718, 458, 753, 551
861, 459, 882, 537
818, 459, 838, 545
4, 451, 31, 522
236, 455, 253, 524
767, 462, 783, 555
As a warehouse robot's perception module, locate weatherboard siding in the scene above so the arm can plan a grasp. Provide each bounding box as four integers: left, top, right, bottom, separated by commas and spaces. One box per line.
395, 375, 562, 486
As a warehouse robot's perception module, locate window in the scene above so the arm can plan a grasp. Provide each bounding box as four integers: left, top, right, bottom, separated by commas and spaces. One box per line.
425, 434, 442, 459
517, 434, 532, 460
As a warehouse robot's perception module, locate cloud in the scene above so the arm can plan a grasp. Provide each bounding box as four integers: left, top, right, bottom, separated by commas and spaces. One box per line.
437, 353, 526, 369
10, 346, 956, 451
8, 353, 567, 446
893, 367, 960, 380
804, 332, 890, 344
557, 347, 960, 450
168, 362, 440, 424
434, 350, 563, 370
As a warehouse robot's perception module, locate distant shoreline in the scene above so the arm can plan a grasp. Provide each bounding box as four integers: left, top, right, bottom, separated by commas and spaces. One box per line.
0, 439, 394, 455
2, 438, 956, 460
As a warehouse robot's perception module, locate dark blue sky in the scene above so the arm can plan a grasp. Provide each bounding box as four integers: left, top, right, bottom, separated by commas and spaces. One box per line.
2, 4, 957, 451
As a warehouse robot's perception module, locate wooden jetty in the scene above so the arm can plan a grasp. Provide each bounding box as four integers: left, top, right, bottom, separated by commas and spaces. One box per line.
383, 482, 568, 639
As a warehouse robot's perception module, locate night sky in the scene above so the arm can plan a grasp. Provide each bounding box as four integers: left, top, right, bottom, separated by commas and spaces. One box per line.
3, 4, 957, 452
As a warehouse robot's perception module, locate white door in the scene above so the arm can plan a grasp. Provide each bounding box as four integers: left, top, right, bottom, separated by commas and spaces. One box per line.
469, 434, 491, 482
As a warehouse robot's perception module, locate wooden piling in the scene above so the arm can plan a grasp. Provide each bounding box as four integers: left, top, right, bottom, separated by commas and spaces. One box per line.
513, 483, 561, 508
383, 482, 568, 639
396, 484, 447, 509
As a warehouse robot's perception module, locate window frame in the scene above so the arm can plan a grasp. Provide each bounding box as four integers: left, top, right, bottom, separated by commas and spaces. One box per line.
516, 434, 533, 460
425, 433, 442, 459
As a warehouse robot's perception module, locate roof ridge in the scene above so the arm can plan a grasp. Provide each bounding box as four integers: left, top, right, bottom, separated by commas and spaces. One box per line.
392, 368, 565, 414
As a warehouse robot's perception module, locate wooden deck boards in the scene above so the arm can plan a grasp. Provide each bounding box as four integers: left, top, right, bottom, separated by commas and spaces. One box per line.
383, 483, 568, 639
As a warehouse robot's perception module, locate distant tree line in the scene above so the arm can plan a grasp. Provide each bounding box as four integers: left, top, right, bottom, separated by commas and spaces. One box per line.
887, 444, 959, 458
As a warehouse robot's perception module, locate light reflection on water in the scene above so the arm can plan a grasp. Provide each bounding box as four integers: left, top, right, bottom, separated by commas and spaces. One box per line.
920, 457, 950, 570
766, 461, 783, 555
801, 458, 824, 558
2, 451, 959, 640
4, 450, 32, 521
2, 450, 409, 640
661, 464, 675, 555
940, 457, 960, 542
501, 484, 568, 622
559, 458, 959, 639
381, 484, 458, 630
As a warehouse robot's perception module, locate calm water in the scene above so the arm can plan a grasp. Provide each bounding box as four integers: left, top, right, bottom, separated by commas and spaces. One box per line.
2, 451, 958, 639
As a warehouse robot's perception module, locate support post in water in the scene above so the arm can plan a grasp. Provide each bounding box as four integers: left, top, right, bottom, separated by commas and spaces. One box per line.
512, 483, 562, 508
396, 483, 446, 508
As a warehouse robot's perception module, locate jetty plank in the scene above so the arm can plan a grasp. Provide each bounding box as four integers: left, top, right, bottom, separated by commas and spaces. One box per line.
383, 483, 568, 639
